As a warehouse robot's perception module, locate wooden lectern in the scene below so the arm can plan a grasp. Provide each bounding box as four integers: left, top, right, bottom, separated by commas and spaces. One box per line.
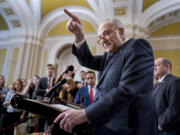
11, 94, 94, 135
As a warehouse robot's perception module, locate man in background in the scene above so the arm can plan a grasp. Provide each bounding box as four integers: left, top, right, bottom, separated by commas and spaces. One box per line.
75, 71, 96, 107
34, 64, 56, 132
77, 70, 87, 88
154, 58, 180, 135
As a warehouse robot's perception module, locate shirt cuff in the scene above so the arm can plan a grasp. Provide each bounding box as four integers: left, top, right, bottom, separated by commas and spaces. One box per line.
158, 125, 163, 131
74, 39, 85, 48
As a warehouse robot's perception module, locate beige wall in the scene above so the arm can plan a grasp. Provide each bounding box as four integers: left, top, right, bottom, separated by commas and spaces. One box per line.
149, 37, 180, 76
153, 49, 180, 76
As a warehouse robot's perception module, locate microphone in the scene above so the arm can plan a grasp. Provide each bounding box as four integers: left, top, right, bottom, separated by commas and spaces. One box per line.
80, 96, 85, 106
43, 79, 67, 98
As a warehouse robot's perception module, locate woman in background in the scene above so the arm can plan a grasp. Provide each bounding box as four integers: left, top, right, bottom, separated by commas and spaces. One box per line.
3, 78, 24, 135
0, 75, 8, 134
23, 75, 40, 134
59, 77, 78, 102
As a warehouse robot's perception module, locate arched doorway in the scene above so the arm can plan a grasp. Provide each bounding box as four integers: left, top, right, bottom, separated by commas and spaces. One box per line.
55, 43, 87, 81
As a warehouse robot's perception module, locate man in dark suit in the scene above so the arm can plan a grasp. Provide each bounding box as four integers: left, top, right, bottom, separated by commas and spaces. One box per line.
34, 64, 56, 100
75, 71, 96, 107
34, 64, 56, 132
154, 58, 180, 135
54, 9, 158, 135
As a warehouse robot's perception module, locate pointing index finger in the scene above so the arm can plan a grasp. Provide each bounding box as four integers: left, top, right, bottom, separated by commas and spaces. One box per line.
64, 9, 80, 23
64, 9, 77, 20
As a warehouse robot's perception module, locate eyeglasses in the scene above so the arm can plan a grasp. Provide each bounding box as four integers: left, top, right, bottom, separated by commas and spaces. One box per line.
97, 28, 117, 45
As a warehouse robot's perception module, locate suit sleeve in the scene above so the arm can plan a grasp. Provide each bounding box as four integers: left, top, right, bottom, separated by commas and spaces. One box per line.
34, 78, 47, 97
158, 79, 180, 130
72, 41, 105, 71
85, 39, 154, 122
74, 89, 81, 104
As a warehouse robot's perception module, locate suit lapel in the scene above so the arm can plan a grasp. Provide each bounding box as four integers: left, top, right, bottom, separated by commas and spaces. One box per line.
44, 77, 48, 88
52, 77, 55, 86
162, 74, 172, 83
85, 86, 90, 103
85, 86, 89, 97
97, 38, 134, 87
98, 51, 122, 86
154, 74, 172, 95
97, 53, 108, 81
159, 74, 172, 88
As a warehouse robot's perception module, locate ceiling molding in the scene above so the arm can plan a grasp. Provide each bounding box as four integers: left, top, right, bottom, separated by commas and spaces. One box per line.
0, 0, 180, 39
39, 6, 100, 38
0, 0, 28, 31
141, 0, 180, 28
0, 14, 8, 30
114, 6, 127, 16
41, 0, 91, 18
151, 22, 180, 37
47, 38, 74, 64
0, 9, 13, 30
8, 0, 34, 33
142, 0, 159, 12
86, 0, 100, 17
87, 0, 113, 22
148, 10, 180, 35
11, 20, 21, 27
3, 8, 14, 16
29, 0, 41, 32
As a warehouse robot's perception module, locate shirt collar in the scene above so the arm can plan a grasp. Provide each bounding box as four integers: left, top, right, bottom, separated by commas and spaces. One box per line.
88, 85, 96, 89
158, 73, 169, 82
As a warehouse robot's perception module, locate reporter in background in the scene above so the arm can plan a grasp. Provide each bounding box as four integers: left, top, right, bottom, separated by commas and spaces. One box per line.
3, 79, 24, 135
0, 75, 8, 134
77, 70, 87, 88
75, 71, 96, 107
24, 75, 40, 99
59, 77, 78, 102
0, 75, 8, 114
23, 75, 40, 134
34, 64, 56, 132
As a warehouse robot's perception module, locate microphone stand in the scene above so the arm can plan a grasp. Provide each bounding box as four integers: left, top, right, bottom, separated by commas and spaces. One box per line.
42, 79, 67, 103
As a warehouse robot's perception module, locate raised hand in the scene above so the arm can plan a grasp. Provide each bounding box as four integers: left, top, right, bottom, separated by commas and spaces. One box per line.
64, 9, 84, 43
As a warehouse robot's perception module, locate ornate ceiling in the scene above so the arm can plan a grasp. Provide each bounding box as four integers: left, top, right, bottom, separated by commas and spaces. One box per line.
0, 0, 180, 37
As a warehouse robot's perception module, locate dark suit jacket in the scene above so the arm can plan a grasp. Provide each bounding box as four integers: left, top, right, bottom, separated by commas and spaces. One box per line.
34, 77, 55, 100
33, 77, 56, 132
75, 86, 97, 107
154, 74, 180, 135
74, 86, 90, 107
72, 38, 158, 135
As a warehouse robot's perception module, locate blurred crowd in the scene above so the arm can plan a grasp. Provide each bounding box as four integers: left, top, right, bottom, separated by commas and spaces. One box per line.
0, 64, 96, 135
